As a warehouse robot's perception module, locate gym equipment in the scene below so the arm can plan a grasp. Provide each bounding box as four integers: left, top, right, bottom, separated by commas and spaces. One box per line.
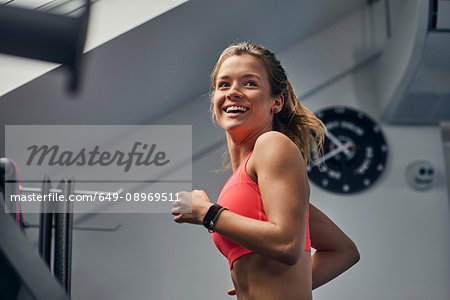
1, 157, 121, 298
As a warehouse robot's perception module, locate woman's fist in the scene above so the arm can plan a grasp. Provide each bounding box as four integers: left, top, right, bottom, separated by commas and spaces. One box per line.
172, 190, 213, 225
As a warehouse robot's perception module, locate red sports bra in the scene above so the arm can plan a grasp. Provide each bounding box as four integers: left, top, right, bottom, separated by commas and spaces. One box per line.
211, 151, 311, 270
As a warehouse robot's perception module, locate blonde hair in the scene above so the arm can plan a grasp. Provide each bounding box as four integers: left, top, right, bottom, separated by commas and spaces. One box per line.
210, 42, 326, 166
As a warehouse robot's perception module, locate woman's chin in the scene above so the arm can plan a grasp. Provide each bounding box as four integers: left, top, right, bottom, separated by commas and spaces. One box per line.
219, 119, 245, 131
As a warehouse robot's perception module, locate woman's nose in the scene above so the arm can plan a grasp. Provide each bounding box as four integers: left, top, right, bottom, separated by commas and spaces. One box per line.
226, 84, 242, 99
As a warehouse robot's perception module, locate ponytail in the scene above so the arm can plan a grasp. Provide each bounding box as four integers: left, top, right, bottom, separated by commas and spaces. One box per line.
273, 81, 326, 164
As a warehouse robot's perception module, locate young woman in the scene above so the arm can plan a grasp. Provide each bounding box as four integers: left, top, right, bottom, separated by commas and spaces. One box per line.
172, 42, 360, 300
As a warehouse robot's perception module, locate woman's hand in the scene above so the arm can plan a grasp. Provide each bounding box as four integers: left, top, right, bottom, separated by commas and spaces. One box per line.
171, 190, 213, 225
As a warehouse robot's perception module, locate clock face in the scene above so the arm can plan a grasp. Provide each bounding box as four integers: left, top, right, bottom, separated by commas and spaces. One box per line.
307, 106, 388, 194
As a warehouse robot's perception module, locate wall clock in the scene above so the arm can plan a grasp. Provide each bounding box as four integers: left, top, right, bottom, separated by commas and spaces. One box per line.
307, 106, 388, 194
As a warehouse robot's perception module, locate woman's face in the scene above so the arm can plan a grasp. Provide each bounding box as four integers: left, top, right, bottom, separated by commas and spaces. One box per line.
213, 54, 282, 138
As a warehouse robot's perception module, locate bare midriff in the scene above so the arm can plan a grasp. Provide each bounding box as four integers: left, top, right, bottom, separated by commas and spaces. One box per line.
230, 250, 312, 300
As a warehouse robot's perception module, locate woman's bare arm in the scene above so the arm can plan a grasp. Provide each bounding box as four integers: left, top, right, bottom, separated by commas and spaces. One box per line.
173, 131, 309, 265
211, 132, 310, 265
309, 203, 360, 289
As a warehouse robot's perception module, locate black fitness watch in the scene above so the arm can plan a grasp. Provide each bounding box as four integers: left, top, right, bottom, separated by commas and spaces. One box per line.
202, 203, 227, 232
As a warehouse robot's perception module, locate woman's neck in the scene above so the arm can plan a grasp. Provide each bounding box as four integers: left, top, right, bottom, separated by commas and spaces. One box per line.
226, 127, 272, 171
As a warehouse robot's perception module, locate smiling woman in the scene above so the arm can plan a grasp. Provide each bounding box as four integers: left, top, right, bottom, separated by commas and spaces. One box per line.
172, 42, 360, 300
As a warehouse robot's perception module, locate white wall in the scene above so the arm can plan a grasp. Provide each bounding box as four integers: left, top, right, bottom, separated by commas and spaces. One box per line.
372, 0, 429, 121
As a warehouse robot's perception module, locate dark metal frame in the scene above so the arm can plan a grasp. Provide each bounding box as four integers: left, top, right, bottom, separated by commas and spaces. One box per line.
429, 0, 450, 32
0, 212, 70, 300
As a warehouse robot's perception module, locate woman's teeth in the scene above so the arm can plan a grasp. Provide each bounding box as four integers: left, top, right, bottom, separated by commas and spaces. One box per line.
225, 106, 249, 113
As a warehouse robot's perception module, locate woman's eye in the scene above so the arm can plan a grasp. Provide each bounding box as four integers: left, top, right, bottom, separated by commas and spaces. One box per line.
245, 81, 257, 87
218, 82, 229, 88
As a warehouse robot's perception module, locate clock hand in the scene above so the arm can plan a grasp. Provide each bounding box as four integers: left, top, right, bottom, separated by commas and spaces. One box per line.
327, 131, 351, 156
346, 144, 360, 150
314, 146, 346, 165
342, 141, 358, 158
315, 141, 356, 165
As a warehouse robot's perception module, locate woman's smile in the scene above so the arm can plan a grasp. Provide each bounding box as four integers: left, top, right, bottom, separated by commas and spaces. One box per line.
223, 105, 250, 118
213, 54, 276, 134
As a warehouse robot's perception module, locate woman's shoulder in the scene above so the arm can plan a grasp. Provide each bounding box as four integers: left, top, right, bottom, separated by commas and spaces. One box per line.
250, 131, 304, 170
254, 131, 299, 156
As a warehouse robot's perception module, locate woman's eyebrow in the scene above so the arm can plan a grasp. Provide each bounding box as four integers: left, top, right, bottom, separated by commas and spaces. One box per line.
218, 74, 261, 80
242, 74, 261, 80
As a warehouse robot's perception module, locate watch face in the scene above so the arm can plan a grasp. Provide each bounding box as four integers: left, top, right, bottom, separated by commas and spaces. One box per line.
307, 106, 388, 194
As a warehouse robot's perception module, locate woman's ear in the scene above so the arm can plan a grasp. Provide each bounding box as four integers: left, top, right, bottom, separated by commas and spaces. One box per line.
272, 94, 284, 113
